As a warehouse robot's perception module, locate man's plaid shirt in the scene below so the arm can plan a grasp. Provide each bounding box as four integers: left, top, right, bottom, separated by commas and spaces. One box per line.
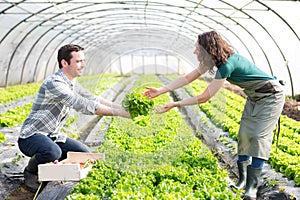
19, 69, 100, 143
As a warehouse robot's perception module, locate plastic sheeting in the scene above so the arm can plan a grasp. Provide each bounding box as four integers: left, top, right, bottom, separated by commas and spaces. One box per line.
0, 0, 299, 97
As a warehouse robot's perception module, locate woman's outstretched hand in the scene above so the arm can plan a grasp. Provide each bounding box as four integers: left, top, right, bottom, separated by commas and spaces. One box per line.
142, 87, 160, 99
156, 102, 176, 114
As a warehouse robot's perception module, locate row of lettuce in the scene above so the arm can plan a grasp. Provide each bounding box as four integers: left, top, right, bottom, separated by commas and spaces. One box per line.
0, 74, 124, 143
66, 75, 241, 199
184, 78, 300, 186
1, 74, 300, 187
1, 74, 241, 198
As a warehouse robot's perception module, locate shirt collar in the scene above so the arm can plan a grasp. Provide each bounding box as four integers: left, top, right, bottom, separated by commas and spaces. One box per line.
57, 69, 75, 87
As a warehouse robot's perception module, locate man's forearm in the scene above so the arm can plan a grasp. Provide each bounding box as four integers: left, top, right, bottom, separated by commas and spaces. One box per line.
95, 105, 130, 118
98, 97, 123, 109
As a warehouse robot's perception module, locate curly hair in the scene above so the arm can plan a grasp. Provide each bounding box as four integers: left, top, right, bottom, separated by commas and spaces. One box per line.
197, 31, 234, 72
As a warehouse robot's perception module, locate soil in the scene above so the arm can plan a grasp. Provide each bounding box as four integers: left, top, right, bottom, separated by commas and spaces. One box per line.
282, 99, 300, 121
5, 182, 48, 200
7, 184, 35, 200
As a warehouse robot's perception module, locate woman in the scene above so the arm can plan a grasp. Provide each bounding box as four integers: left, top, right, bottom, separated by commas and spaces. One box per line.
143, 31, 285, 200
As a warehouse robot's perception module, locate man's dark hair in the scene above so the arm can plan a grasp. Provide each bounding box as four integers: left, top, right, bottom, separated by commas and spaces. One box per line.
57, 44, 84, 69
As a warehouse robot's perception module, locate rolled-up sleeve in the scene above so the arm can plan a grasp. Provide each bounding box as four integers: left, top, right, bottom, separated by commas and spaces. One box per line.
47, 79, 99, 115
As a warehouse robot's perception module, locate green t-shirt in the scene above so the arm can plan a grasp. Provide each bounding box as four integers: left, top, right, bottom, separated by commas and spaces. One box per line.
215, 54, 275, 83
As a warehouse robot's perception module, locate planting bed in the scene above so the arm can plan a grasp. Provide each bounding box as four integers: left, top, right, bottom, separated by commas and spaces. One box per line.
0, 74, 299, 200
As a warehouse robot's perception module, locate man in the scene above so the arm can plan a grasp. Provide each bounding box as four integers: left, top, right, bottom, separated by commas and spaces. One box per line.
18, 44, 130, 192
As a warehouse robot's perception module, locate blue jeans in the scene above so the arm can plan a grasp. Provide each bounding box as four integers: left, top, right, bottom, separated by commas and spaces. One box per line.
18, 134, 90, 164
238, 155, 265, 168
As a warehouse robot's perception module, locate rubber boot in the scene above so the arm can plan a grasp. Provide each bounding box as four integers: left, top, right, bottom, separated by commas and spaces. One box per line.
231, 160, 250, 190
24, 155, 40, 192
242, 166, 262, 200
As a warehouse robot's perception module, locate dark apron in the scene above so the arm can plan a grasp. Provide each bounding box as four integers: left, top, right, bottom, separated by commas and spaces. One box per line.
233, 80, 285, 160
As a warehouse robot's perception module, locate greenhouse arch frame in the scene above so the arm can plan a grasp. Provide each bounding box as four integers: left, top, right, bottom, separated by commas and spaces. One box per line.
0, 0, 299, 97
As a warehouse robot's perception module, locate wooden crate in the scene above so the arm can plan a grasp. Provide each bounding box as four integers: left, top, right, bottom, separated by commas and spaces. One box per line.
38, 152, 105, 182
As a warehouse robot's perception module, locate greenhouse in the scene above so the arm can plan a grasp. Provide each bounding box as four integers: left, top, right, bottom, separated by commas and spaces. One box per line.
0, 0, 300, 199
